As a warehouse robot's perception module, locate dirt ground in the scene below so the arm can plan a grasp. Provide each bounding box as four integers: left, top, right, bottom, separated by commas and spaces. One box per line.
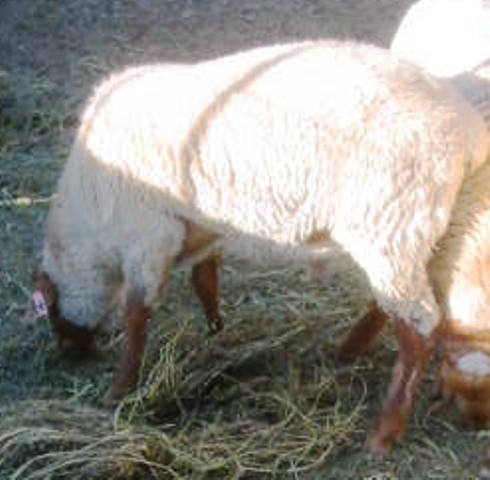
0, 0, 487, 479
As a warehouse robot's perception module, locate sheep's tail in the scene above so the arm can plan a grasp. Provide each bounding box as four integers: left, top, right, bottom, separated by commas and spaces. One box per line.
174, 237, 224, 270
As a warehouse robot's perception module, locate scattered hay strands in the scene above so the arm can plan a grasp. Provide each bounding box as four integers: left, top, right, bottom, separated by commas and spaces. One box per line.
0, 194, 54, 209
0, 396, 360, 479
0, 314, 364, 479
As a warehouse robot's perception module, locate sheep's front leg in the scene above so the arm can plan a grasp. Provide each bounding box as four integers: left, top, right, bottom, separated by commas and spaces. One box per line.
368, 318, 437, 456
192, 254, 223, 334
112, 290, 151, 400
338, 302, 388, 360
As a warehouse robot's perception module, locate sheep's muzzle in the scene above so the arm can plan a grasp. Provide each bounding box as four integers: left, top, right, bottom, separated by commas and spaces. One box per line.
31, 268, 97, 357
50, 311, 97, 358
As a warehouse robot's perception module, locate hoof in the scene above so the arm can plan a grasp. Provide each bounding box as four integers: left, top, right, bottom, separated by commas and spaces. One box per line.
366, 431, 394, 458
111, 375, 137, 403
207, 315, 224, 336
367, 413, 405, 457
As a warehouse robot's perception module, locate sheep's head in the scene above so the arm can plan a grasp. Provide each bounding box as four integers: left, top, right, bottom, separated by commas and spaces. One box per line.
442, 254, 490, 425
25, 264, 97, 357
432, 206, 490, 427
439, 326, 490, 427
437, 266, 490, 425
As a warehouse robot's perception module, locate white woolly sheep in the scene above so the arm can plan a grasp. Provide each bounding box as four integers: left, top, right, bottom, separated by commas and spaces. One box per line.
390, 0, 490, 430
29, 40, 489, 456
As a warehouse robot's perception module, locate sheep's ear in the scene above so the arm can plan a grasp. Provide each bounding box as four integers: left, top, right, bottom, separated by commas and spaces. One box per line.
32, 263, 57, 307
22, 264, 57, 326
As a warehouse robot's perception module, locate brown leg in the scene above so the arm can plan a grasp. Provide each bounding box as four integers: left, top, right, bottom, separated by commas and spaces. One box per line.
367, 318, 437, 456
112, 291, 151, 400
192, 255, 223, 334
338, 302, 389, 361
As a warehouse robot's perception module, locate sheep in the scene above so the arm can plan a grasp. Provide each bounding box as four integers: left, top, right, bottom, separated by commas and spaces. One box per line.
29, 40, 489, 456
388, 0, 490, 429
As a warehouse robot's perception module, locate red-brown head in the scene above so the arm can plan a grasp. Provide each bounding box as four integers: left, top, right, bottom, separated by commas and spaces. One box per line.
26, 264, 97, 357
439, 330, 490, 427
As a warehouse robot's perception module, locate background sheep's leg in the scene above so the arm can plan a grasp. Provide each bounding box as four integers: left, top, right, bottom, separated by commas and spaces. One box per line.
338, 301, 388, 360
191, 254, 223, 334
112, 290, 151, 400
367, 317, 437, 456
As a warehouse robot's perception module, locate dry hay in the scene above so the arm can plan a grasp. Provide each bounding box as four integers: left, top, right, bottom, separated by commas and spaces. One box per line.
0, 264, 377, 479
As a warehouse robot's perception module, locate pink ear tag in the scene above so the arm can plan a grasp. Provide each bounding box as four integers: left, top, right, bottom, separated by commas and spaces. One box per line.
32, 290, 49, 318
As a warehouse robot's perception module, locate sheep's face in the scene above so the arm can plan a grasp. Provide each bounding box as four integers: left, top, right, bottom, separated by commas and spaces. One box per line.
440, 350, 490, 427
438, 252, 490, 426
27, 265, 97, 357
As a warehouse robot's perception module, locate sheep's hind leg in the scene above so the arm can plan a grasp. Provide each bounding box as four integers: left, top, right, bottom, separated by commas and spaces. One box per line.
191, 254, 224, 334
338, 301, 389, 360
176, 221, 223, 334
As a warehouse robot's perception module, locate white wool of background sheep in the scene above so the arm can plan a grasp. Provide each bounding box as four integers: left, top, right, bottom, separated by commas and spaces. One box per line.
43, 41, 487, 340
391, 0, 490, 130
391, 0, 490, 77
429, 158, 490, 335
